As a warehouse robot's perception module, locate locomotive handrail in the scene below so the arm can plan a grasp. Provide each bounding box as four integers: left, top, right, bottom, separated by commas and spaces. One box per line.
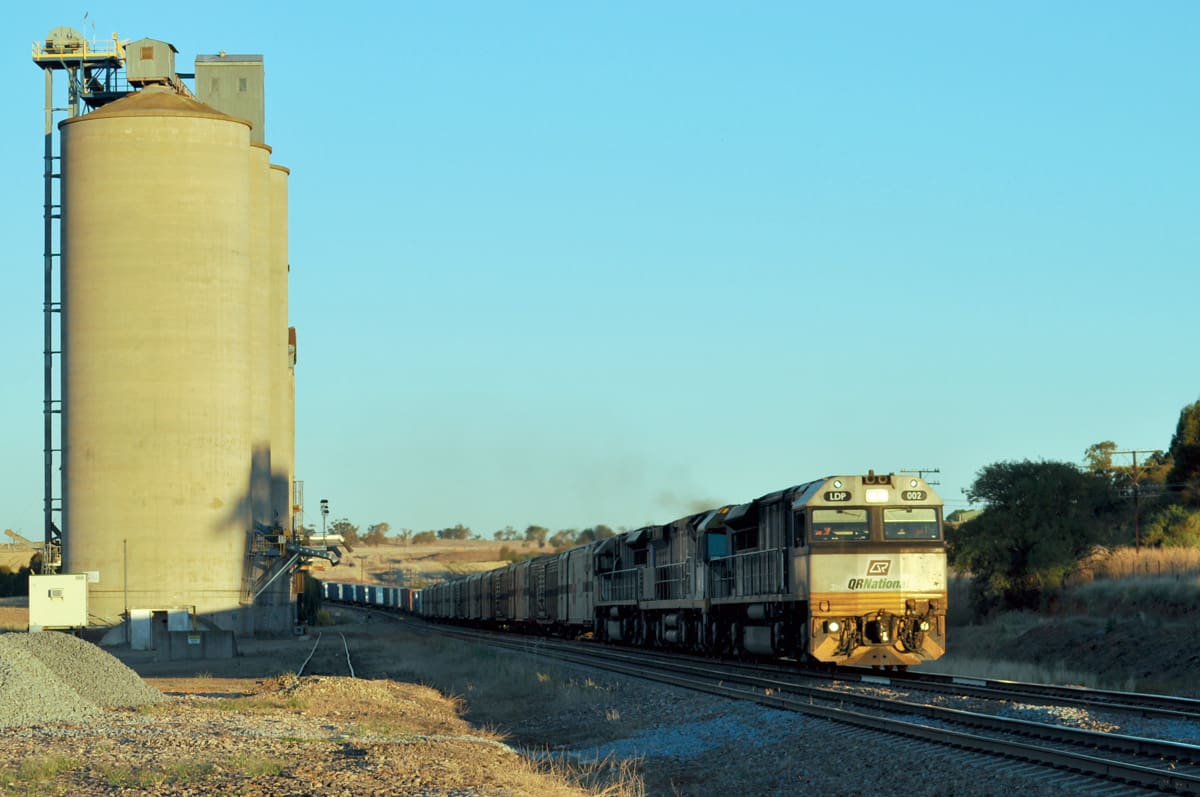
708, 548, 785, 598
598, 566, 639, 602
654, 559, 691, 600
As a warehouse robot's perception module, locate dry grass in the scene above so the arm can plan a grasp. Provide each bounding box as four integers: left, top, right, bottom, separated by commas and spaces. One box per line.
392, 635, 618, 726
339, 539, 542, 585
0, 607, 27, 631
0, 754, 78, 794
100, 760, 216, 789
0, 549, 38, 572
918, 611, 1138, 689
1069, 545, 1200, 584
531, 753, 645, 797
916, 654, 1138, 691
966, 547, 1200, 686
345, 630, 642, 795
1058, 575, 1200, 618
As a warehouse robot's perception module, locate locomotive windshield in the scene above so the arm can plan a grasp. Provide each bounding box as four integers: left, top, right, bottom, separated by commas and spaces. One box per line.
811, 508, 869, 541
883, 507, 941, 540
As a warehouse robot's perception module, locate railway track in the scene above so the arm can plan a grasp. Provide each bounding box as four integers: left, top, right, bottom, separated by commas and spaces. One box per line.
841, 666, 1200, 722
406, 618, 1200, 795
666, 654, 1200, 725
297, 631, 356, 678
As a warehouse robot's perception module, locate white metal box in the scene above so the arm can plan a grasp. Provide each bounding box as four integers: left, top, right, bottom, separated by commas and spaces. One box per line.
28, 574, 89, 631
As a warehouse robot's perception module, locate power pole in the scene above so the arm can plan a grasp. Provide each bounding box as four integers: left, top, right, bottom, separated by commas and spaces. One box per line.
1113, 449, 1161, 551
901, 467, 940, 486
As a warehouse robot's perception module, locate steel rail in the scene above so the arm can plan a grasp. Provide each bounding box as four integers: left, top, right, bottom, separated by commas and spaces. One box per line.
297, 632, 323, 676
618, 650, 1200, 722
417, 621, 1200, 794
875, 668, 1200, 721
340, 632, 355, 679
296, 631, 356, 678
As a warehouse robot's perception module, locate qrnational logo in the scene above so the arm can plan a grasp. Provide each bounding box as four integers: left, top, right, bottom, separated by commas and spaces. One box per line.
848, 559, 900, 590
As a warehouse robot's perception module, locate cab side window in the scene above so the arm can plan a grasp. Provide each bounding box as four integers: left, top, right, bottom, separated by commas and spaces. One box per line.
792, 511, 806, 547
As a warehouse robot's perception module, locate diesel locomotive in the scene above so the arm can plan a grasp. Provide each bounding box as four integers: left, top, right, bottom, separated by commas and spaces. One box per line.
419, 472, 947, 668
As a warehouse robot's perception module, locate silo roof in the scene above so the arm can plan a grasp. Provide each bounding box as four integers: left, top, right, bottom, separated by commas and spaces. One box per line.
60, 85, 252, 129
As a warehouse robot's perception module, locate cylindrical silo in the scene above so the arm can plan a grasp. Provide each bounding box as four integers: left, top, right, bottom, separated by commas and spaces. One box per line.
268, 164, 292, 531
248, 143, 273, 533
256, 161, 293, 632
60, 86, 253, 631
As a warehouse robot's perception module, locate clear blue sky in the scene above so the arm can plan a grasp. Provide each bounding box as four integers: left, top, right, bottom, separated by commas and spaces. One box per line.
2, 3, 1197, 540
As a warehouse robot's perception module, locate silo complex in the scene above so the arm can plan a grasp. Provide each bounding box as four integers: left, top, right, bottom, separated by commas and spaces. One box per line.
59, 83, 295, 633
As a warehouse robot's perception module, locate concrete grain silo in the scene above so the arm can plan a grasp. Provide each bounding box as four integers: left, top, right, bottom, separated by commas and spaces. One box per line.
194, 53, 299, 632
269, 164, 293, 532
60, 85, 255, 632
248, 142, 273, 534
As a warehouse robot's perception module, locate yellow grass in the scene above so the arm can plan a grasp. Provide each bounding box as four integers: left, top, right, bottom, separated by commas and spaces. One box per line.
326, 539, 546, 586
1068, 545, 1200, 584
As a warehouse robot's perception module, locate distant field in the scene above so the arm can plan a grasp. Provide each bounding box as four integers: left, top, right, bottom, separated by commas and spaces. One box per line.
314, 538, 544, 586
0, 548, 37, 573
0, 597, 28, 631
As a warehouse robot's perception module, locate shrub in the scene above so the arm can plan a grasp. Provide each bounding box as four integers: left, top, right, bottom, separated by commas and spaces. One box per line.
498, 545, 538, 563
1142, 504, 1200, 548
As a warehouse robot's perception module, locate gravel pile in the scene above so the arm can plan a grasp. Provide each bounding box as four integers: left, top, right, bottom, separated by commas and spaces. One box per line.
0, 632, 163, 729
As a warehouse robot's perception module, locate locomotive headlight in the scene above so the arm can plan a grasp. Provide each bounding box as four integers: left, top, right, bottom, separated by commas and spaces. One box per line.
825, 620, 841, 633
865, 488, 889, 503
909, 479, 919, 488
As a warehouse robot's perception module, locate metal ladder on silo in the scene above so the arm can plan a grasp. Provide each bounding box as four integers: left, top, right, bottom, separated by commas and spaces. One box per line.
33, 32, 129, 574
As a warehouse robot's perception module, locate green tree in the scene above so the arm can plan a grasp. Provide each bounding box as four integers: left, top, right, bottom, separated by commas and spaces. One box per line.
1141, 504, 1200, 547
576, 525, 617, 543
592, 524, 616, 540
1166, 399, 1200, 504
437, 524, 471, 540
524, 525, 549, 547
493, 526, 520, 541
948, 460, 1119, 617
1086, 441, 1171, 495
412, 531, 437, 544
1084, 441, 1118, 475
329, 518, 359, 546
498, 545, 538, 563
365, 522, 390, 546
548, 529, 577, 549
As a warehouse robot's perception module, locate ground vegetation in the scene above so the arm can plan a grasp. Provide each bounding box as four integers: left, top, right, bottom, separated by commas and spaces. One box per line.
950, 397, 1200, 619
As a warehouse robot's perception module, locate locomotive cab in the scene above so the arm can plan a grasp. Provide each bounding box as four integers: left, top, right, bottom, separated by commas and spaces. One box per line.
803, 475, 947, 667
